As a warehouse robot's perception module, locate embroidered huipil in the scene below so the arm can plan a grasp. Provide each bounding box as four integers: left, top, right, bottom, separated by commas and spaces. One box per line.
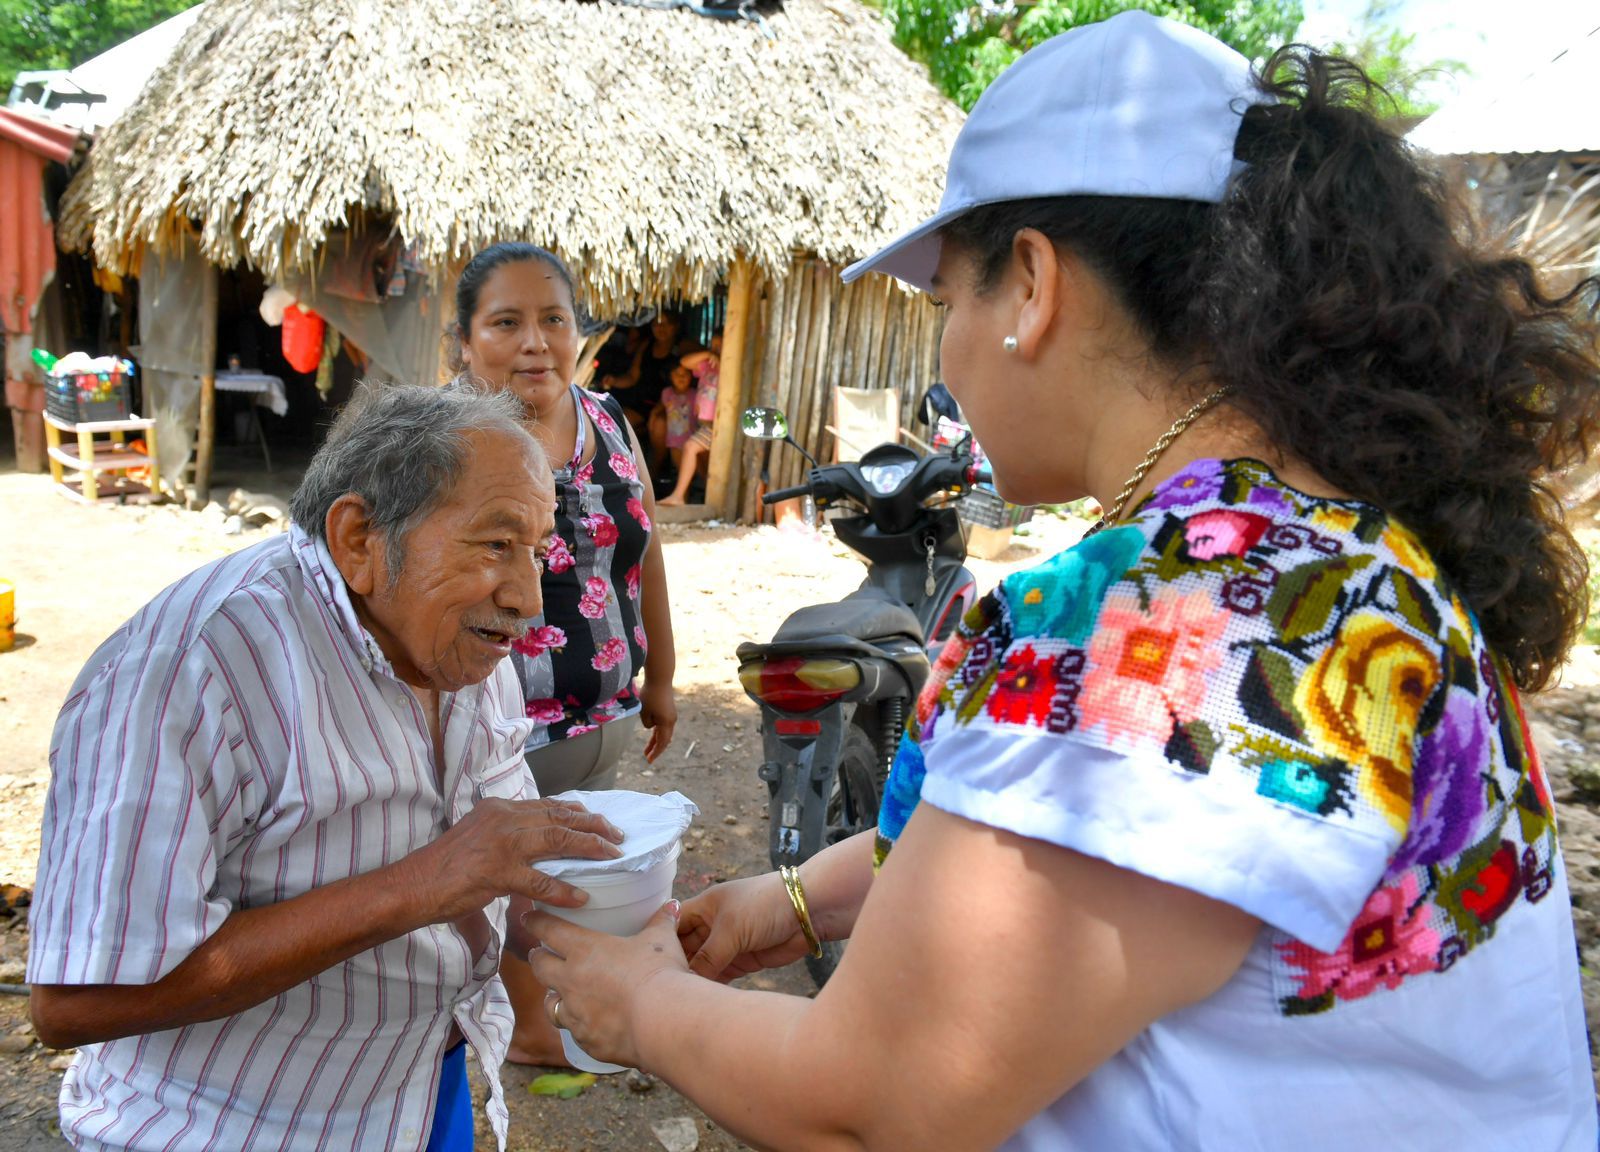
880, 458, 1594, 1151
29, 527, 535, 1152
515, 387, 650, 747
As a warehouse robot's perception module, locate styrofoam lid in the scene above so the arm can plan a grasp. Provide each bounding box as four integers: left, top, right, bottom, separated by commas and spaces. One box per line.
537, 789, 698, 879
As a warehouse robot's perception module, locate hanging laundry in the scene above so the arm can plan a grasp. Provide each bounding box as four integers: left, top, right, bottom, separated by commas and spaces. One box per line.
282, 304, 324, 373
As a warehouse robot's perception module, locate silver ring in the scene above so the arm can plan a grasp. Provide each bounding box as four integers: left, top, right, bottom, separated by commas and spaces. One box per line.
550, 996, 563, 1029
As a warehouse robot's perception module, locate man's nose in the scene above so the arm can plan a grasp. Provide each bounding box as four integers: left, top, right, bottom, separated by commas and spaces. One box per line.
500, 546, 544, 619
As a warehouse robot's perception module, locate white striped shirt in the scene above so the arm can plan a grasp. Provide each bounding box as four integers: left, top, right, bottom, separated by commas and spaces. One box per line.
29, 526, 536, 1151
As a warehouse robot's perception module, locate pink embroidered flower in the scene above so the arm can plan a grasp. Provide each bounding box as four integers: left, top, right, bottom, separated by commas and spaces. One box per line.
592, 636, 629, 671
1182, 509, 1272, 561
609, 452, 638, 481
583, 512, 620, 548
1279, 872, 1440, 1003
514, 623, 569, 658
627, 497, 651, 531
625, 564, 642, 601
566, 723, 599, 738
634, 624, 649, 653
578, 577, 611, 619
1078, 587, 1228, 747
544, 533, 574, 574
525, 699, 565, 725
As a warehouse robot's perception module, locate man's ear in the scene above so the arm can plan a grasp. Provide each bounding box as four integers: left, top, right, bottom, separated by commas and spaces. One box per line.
325, 494, 381, 596
1012, 228, 1067, 360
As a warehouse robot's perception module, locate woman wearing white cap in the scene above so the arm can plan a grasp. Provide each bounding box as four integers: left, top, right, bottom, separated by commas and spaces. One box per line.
526, 12, 1599, 1149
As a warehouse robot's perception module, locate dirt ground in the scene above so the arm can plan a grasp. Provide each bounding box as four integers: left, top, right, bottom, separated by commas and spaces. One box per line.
3, 456, 1600, 1149
0, 455, 1086, 1150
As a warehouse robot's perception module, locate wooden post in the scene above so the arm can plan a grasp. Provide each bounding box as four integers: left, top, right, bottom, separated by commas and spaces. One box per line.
192, 265, 221, 506
706, 258, 754, 518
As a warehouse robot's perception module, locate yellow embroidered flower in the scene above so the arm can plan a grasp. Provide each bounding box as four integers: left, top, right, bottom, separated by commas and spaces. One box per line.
1311, 506, 1360, 535
1023, 587, 1045, 606
1294, 611, 1440, 834
1383, 523, 1437, 581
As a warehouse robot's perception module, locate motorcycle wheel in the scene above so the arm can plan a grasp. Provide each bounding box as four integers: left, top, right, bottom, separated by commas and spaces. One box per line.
805, 717, 883, 987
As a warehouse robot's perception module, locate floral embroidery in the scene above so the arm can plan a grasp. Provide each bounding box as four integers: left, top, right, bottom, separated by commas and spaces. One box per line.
545, 533, 574, 574
1146, 457, 1225, 510
1003, 525, 1143, 642
984, 645, 1059, 727
1078, 587, 1228, 747
578, 577, 611, 620
1182, 509, 1272, 561
583, 512, 620, 548
627, 497, 651, 531
1295, 611, 1440, 835
592, 636, 628, 671
1387, 688, 1487, 875
1279, 872, 1440, 1014
1383, 522, 1437, 581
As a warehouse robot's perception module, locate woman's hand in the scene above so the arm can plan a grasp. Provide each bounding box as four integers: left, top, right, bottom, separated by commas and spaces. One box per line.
638, 677, 677, 763
677, 872, 812, 982
524, 903, 687, 1070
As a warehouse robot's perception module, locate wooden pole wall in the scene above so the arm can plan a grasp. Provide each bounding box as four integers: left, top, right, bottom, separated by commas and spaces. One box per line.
706, 258, 753, 517
192, 264, 220, 506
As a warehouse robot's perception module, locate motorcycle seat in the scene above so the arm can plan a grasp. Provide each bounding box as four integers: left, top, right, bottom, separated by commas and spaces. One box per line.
766, 589, 924, 648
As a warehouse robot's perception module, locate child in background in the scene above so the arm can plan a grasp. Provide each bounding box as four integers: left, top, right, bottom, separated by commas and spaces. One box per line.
659, 339, 721, 506
659, 363, 698, 484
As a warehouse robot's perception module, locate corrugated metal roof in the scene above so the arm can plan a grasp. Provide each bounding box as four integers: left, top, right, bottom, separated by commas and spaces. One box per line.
1408, 23, 1600, 156
0, 106, 78, 164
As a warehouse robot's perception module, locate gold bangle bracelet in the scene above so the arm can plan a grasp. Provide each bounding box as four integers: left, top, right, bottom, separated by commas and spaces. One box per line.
779, 865, 825, 959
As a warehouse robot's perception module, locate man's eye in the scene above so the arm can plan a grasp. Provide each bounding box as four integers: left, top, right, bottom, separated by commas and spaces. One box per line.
486, 540, 510, 554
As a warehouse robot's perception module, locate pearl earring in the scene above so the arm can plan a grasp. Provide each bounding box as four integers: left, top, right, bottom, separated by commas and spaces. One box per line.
1003, 335, 1018, 352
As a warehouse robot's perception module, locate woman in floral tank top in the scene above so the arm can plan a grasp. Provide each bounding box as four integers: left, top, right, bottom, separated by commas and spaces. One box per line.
452, 242, 677, 1067
523, 16, 1600, 1150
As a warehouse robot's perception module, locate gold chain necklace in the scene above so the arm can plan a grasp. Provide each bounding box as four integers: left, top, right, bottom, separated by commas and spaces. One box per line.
1082, 387, 1234, 538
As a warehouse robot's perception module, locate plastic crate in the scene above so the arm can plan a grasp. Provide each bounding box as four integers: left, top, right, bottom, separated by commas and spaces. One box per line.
959, 487, 1034, 530
44, 369, 133, 425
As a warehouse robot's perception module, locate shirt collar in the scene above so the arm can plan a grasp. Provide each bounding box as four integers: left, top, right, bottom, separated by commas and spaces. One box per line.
290, 523, 399, 680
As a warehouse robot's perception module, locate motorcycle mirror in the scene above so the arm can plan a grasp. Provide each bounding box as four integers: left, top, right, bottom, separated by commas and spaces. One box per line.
741, 407, 790, 441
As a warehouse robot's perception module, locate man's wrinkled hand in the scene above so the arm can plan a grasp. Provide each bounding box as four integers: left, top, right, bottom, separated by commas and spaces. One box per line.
409, 798, 624, 922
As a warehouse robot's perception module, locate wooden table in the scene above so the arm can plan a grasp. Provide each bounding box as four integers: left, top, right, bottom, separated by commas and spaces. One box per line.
43, 411, 162, 503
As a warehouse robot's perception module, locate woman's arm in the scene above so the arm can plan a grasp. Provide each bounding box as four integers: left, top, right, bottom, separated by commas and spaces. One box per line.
530, 804, 1259, 1152
625, 417, 677, 761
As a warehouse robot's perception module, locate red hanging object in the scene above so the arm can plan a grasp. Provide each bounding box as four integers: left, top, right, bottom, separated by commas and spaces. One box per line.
281, 304, 325, 374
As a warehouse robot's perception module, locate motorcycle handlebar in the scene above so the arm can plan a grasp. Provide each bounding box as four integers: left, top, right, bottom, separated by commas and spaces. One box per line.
762, 484, 812, 505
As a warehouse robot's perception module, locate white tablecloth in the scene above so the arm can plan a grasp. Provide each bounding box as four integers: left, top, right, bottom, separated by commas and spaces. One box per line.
215, 371, 289, 417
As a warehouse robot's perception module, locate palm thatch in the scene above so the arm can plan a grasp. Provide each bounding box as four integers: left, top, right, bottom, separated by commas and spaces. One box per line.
59, 0, 962, 314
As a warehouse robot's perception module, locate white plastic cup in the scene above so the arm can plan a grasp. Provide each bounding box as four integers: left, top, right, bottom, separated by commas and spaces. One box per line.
536, 839, 681, 1073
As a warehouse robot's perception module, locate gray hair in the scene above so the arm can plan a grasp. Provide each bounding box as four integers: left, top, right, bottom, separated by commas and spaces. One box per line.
290, 381, 544, 577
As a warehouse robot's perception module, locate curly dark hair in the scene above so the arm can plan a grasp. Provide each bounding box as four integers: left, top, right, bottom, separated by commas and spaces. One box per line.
942, 46, 1600, 692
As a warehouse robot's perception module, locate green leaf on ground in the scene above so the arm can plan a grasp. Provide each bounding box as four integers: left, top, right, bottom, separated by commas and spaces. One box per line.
528, 1072, 597, 1099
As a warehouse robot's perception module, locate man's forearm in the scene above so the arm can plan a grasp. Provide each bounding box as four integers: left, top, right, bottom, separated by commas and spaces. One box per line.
32, 857, 427, 1049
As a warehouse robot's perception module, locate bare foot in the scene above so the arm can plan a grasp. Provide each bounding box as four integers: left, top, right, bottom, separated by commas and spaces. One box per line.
505, 1036, 574, 1067
658, 493, 685, 506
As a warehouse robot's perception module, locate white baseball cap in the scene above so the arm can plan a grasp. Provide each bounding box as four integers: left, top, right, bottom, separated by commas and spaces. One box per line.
843, 11, 1266, 292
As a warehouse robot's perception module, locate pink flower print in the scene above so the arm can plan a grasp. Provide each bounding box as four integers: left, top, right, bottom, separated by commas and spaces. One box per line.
592, 636, 629, 672
1078, 587, 1228, 748
1182, 509, 1272, 561
566, 723, 599, 738
634, 624, 649, 653
578, 576, 612, 619
609, 452, 638, 481
525, 698, 565, 725
544, 533, 574, 574
514, 623, 570, 658
573, 461, 595, 488
627, 497, 652, 532
584, 397, 619, 437
583, 512, 620, 548
1279, 872, 1440, 1006
626, 564, 642, 601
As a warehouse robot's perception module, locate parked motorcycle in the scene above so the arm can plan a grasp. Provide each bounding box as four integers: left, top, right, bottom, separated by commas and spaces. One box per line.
735, 405, 981, 983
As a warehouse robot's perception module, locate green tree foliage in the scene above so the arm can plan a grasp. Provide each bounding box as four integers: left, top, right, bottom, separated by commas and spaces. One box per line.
1327, 1, 1467, 118
878, 0, 1305, 110
0, 0, 195, 95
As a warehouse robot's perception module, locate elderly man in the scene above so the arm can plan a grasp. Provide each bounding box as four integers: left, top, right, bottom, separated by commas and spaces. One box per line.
27, 383, 620, 1151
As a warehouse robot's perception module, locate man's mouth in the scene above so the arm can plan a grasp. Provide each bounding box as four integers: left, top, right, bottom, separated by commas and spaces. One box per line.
467, 622, 525, 651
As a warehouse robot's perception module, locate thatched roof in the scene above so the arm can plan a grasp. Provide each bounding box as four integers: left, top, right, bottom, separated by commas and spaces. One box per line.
59, 0, 963, 312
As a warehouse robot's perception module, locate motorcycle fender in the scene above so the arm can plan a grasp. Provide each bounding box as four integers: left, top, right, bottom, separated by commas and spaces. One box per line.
760, 710, 847, 866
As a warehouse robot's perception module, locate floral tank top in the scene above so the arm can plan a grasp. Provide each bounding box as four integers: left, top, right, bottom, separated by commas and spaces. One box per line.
514, 387, 651, 748
873, 457, 1590, 1150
